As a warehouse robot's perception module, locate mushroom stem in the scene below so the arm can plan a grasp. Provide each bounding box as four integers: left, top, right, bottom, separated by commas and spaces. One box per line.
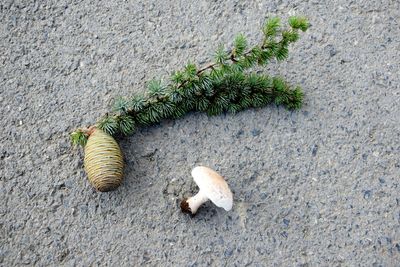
183, 191, 209, 214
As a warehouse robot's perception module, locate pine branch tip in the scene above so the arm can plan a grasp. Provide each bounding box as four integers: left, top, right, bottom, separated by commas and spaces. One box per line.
70, 130, 89, 147
288, 16, 310, 32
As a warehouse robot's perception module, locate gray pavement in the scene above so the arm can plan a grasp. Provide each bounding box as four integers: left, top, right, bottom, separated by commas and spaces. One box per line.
1, 0, 399, 266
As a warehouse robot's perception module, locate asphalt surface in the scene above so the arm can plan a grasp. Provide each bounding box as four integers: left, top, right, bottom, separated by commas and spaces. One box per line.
1, 0, 399, 266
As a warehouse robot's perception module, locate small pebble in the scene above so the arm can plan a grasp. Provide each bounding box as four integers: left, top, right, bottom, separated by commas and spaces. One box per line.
312, 144, 318, 156
324, 44, 337, 57
224, 247, 234, 257
236, 129, 244, 138
363, 190, 372, 199
251, 129, 261, 137
283, 219, 290, 227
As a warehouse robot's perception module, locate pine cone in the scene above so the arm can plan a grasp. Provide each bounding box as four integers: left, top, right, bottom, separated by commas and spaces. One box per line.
84, 128, 124, 191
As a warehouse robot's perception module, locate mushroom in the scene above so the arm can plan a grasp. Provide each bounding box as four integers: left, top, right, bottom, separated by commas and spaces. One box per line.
180, 166, 233, 215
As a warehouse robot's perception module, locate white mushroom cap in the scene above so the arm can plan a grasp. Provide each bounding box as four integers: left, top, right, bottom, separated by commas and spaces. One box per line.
191, 166, 233, 211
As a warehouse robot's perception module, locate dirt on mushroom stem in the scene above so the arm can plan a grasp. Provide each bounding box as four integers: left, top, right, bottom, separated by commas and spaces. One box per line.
180, 198, 192, 214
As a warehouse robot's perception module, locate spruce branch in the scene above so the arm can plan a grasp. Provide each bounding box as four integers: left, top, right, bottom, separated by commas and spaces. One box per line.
71, 16, 309, 146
